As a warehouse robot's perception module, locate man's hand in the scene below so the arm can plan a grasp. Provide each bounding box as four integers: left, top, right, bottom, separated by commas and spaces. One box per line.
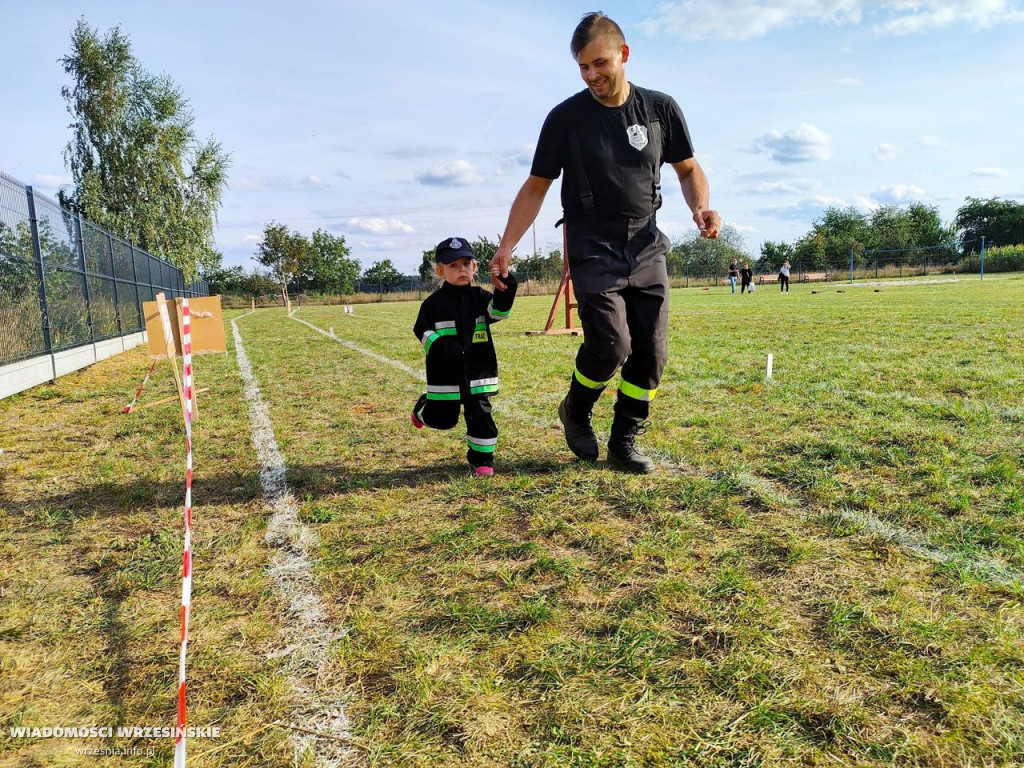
490, 245, 513, 290
693, 208, 721, 239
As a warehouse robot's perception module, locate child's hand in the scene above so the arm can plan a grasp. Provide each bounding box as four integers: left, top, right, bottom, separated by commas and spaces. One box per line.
490, 246, 513, 290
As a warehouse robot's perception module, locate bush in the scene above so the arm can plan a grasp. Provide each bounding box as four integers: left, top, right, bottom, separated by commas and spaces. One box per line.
959, 244, 1024, 273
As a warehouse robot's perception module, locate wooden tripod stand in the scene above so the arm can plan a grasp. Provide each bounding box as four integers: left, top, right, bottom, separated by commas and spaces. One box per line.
525, 221, 583, 336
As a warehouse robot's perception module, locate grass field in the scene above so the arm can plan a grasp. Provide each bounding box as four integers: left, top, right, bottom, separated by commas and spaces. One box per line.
2, 275, 1023, 767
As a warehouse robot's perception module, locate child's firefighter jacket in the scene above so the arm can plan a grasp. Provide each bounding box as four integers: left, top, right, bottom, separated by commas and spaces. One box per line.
413, 274, 518, 402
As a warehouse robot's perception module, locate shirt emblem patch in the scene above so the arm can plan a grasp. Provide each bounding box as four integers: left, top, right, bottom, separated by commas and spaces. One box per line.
626, 124, 648, 151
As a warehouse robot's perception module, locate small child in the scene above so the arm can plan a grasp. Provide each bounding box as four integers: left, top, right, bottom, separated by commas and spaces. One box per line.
740, 261, 753, 294
411, 237, 518, 476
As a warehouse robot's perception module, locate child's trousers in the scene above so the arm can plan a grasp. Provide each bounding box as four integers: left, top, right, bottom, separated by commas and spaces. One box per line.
416, 385, 498, 467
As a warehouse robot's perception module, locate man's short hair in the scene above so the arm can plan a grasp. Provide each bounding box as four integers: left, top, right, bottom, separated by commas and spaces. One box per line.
570, 12, 626, 59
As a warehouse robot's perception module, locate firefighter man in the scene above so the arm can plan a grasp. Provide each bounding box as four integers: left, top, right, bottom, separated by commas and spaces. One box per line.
490, 12, 721, 473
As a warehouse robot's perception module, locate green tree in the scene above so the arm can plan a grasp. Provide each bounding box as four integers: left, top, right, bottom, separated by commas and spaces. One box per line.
239, 269, 278, 299
0, 221, 35, 302
308, 229, 359, 295
362, 259, 403, 292
758, 240, 794, 272
669, 223, 749, 278
201, 264, 246, 295
470, 235, 499, 274
953, 197, 1024, 254
255, 222, 309, 301
868, 203, 950, 251
793, 231, 827, 270
813, 207, 870, 268
418, 250, 437, 282
904, 202, 952, 247
515, 248, 564, 281
59, 19, 229, 282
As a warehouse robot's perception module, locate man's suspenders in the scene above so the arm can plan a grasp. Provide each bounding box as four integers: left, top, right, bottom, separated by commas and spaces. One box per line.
567, 87, 663, 217
567, 129, 597, 217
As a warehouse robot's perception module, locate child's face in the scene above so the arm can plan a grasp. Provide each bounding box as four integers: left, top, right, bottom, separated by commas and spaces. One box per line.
437, 256, 477, 286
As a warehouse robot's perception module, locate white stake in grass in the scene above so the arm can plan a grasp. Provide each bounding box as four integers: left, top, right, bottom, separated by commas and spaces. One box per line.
767, 352, 774, 380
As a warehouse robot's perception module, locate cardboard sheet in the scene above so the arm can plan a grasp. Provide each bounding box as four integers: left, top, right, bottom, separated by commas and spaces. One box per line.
143, 295, 226, 357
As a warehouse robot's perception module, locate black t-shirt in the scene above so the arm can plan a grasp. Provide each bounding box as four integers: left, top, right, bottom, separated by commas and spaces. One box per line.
530, 84, 695, 220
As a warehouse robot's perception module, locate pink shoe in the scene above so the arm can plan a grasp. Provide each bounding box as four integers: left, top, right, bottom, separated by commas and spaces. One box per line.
411, 394, 426, 429
473, 465, 494, 477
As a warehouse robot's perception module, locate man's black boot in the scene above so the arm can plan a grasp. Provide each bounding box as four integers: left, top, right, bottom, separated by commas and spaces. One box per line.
558, 395, 598, 461
607, 419, 656, 474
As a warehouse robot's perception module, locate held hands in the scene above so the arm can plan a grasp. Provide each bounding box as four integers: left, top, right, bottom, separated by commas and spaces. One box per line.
693, 208, 722, 239
489, 246, 513, 290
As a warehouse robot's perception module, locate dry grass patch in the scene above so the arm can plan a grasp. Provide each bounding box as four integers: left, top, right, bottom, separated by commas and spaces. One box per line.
1, 326, 298, 766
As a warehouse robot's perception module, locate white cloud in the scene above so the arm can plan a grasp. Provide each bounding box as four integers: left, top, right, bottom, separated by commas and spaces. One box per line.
296, 175, 329, 190
872, 6, 958, 34
760, 194, 851, 220
755, 123, 833, 164
242, 234, 262, 244
871, 1, 1024, 35
234, 174, 330, 191
342, 217, 415, 235
638, 1, 1024, 41
873, 143, 901, 162
747, 179, 821, 195
500, 144, 536, 169
916, 134, 948, 148
655, 220, 694, 238
852, 195, 881, 211
354, 239, 399, 251
233, 176, 267, 191
806, 193, 849, 208
384, 145, 451, 160
415, 159, 484, 187
638, 1, 864, 41
970, 167, 1011, 177
835, 77, 863, 87
872, 183, 927, 204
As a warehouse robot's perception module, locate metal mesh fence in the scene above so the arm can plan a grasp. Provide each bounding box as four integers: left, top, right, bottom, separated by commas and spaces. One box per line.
0, 169, 209, 366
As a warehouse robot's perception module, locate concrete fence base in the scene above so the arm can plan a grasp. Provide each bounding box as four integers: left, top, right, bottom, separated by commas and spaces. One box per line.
0, 331, 148, 400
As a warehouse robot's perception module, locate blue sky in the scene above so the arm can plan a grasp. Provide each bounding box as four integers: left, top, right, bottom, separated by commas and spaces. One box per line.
2, 0, 1021, 274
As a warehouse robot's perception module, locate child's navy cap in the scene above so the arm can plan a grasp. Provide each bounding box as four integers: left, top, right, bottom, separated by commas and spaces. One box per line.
435, 237, 476, 264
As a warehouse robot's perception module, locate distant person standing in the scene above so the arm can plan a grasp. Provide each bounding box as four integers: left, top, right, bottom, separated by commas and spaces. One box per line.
489, 12, 720, 474
779, 259, 790, 292
740, 261, 753, 294
728, 258, 739, 294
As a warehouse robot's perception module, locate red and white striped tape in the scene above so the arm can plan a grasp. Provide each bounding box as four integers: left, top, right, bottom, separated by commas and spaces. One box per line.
174, 299, 194, 768
122, 359, 158, 414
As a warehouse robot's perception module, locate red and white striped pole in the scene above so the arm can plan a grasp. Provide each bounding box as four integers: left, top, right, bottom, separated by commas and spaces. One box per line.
122, 359, 158, 413
174, 299, 194, 768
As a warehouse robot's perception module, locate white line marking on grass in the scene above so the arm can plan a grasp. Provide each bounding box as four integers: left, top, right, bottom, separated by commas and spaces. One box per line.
837, 275, 1011, 289
232, 318, 357, 767
292, 316, 424, 381
290, 316, 1024, 590
723, 471, 1024, 590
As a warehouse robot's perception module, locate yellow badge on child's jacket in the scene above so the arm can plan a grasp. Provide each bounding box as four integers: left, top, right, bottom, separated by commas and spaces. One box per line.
473, 329, 488, 343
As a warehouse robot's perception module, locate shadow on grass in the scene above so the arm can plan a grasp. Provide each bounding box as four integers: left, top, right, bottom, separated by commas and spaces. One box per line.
290, 455, 571, 493
0, 456, 576, 520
